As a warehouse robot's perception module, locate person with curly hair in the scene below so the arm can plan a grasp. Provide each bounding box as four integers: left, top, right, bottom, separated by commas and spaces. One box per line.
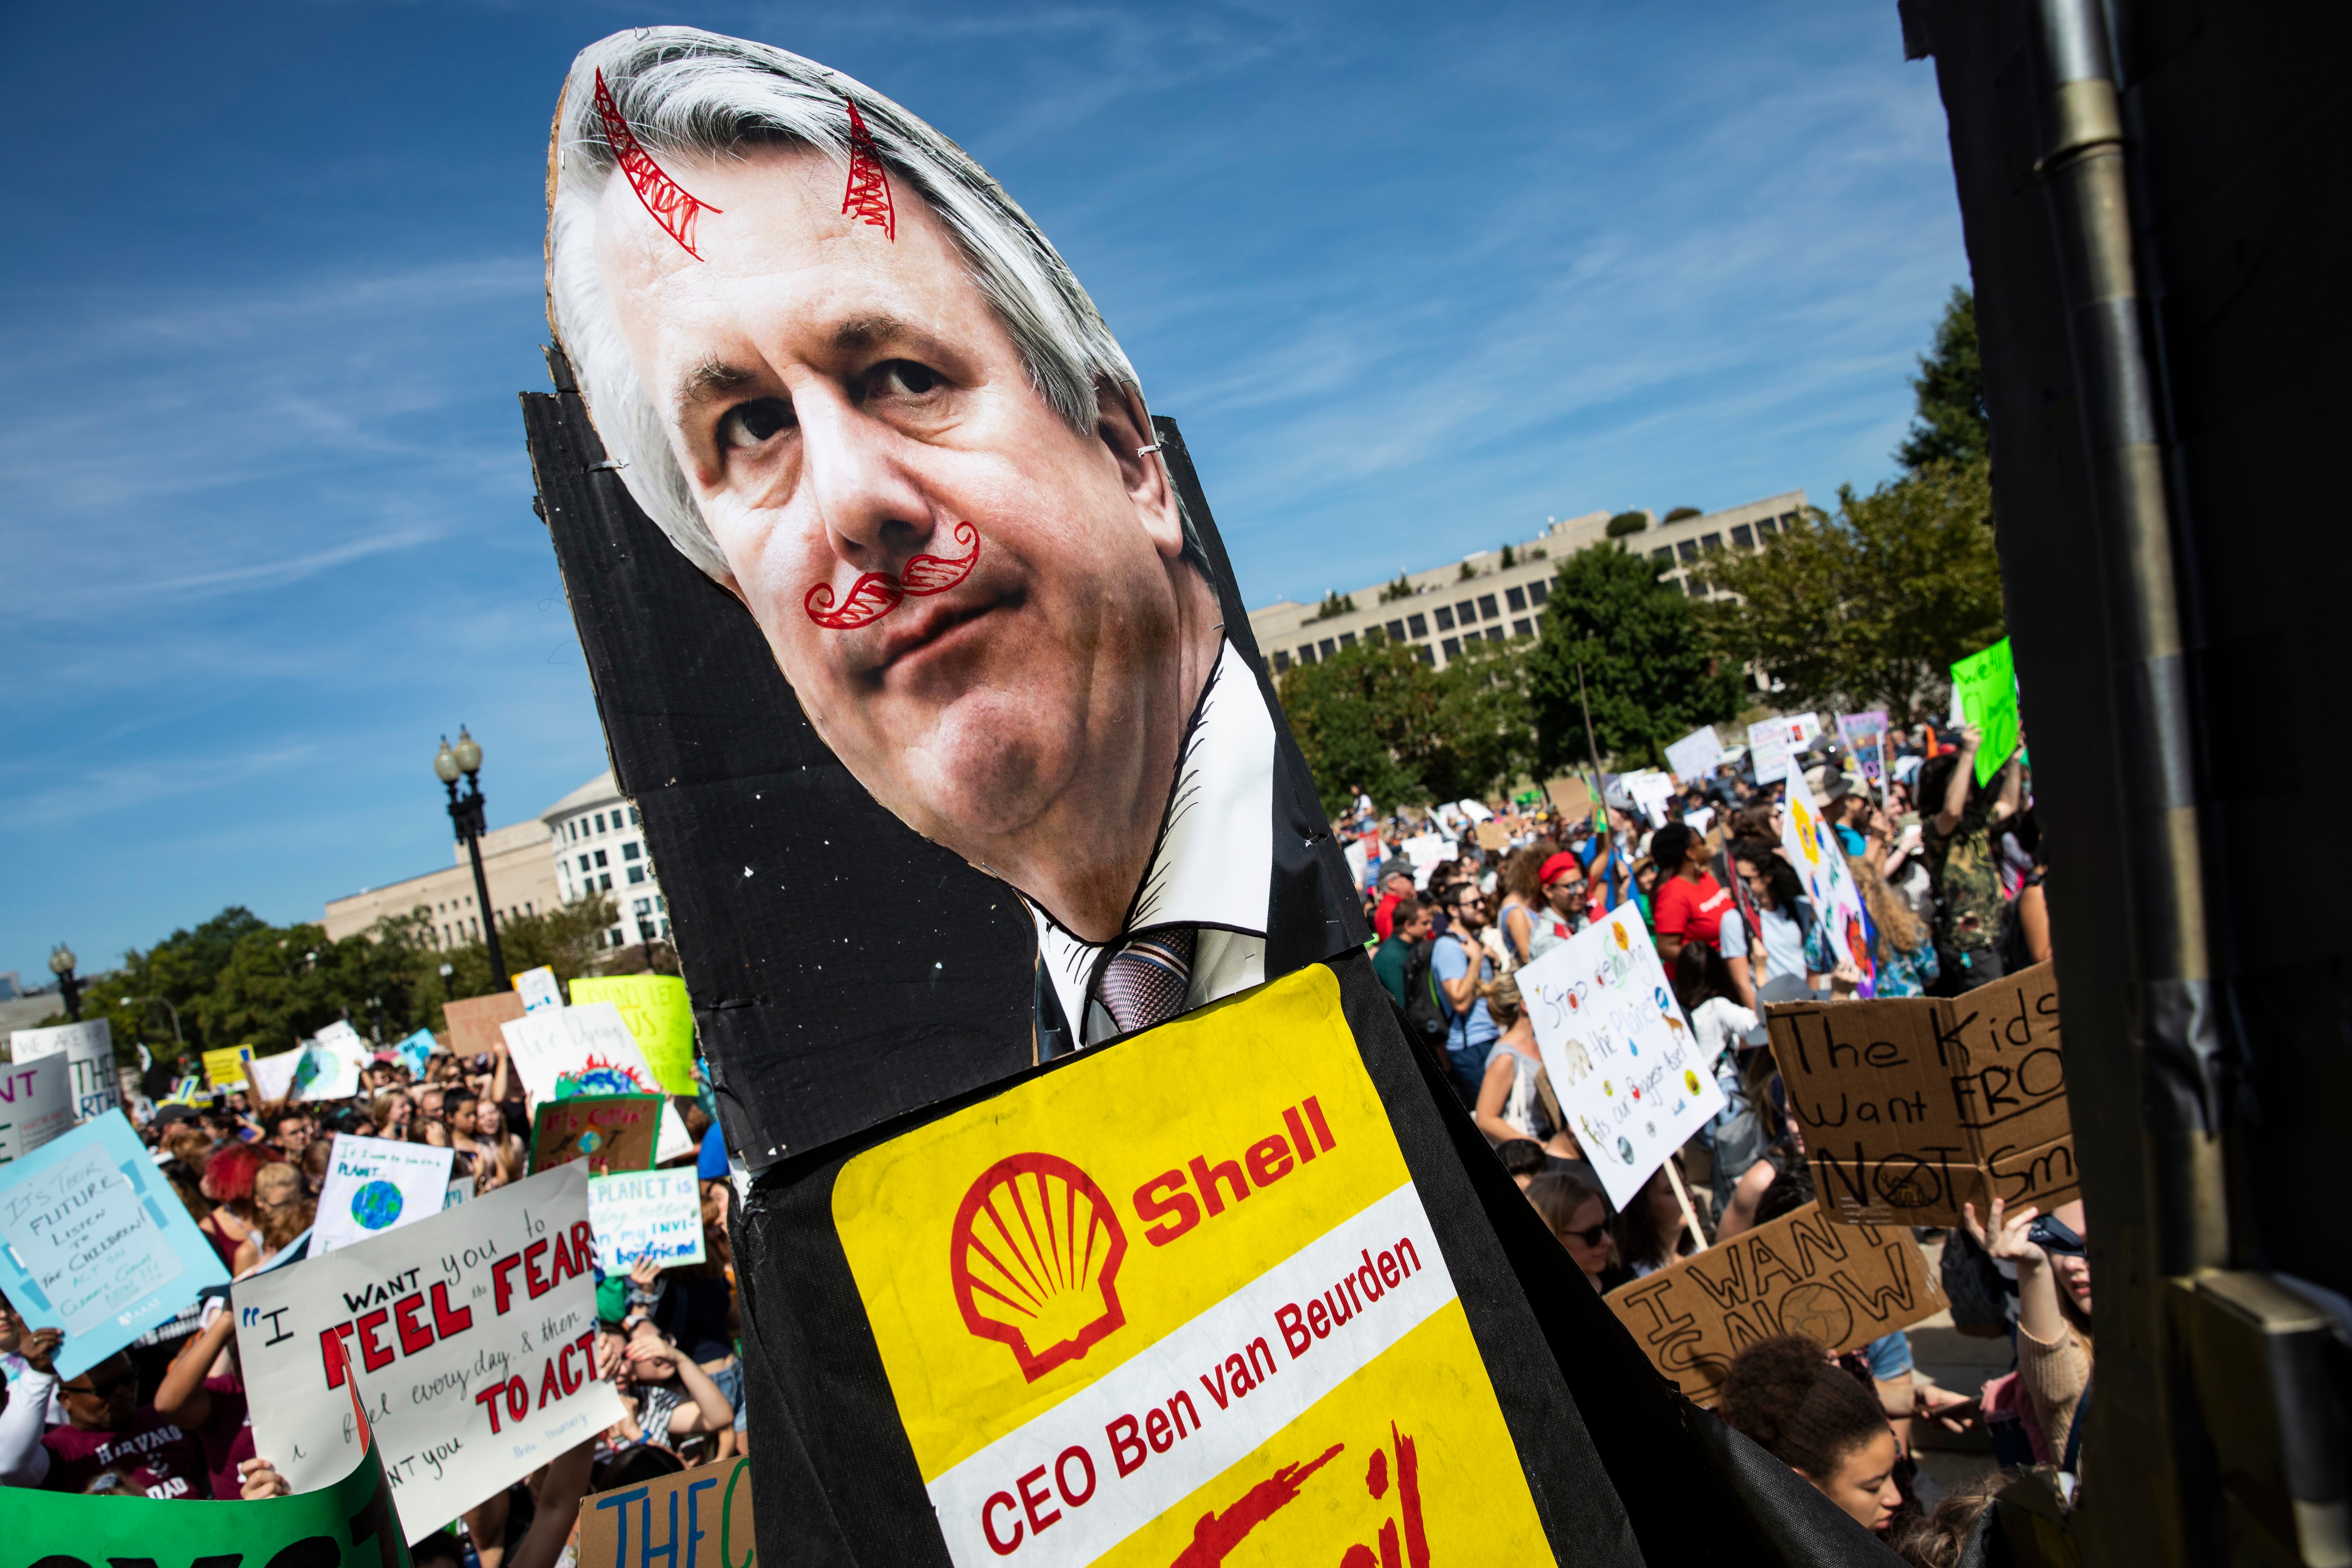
1718, 1333, 1904, 1534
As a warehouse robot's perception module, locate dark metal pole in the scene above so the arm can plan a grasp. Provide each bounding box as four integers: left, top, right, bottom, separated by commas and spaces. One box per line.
447, 774, 511, 991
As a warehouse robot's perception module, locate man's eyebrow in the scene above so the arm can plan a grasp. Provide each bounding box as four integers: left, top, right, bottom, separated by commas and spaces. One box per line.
831, 313, 918, 354
673, 359, 758, 416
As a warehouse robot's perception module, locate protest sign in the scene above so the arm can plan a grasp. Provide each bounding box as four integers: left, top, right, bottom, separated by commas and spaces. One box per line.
0, 1111, 228, 1377
531, 1094, 661, 1176
567, 974, 697, 1095
237, 1163, 624, 1542
1835, 710, 1891, 797
294, 1021, 368, 1102
1515, 906, 1727, 1210
586, 1167, 706, 1271
247, 1047, 305, 1104
1475, 820, 1510, 852
1622, 769, 1678, 828
1778, 764, 1876, 994
515, 965, 565, 1013
0, 1052, 74, 1164
1605, 1201, 1944, 1407
1950, 637, 2021, 786
1544, 775, 1593, 819
1342, 837, 1369, 893
579, 1454, 753, 1568
1664, 726, 1724, 783
1766, 960, 2076, 1225
10, 1020, 122, 1122
444, 990, 527, 1059
390, 1028, 436, 1077
1397, 831, 1456, 889
313, 1134, 459, 1255
1744, 714, 1817, 787
500, 1004, 692, 1163
204, 1044, 254, 1090
3, 1339, 408, 1566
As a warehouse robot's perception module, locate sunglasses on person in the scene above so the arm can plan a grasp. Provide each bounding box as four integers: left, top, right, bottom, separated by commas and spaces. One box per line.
2027, 1214, 2086, 1258
1559, 1221, 1610, 1249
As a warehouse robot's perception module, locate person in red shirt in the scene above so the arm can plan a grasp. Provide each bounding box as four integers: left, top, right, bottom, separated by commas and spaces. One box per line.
41, 1351, 213, 1499
1371, 864, 1417, 939
1649, 822, 1732, 965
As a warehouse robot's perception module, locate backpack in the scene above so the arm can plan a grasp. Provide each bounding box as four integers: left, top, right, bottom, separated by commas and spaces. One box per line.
1401, 937, 1450, 1050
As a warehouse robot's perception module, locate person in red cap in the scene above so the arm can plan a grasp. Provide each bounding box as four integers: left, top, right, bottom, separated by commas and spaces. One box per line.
1526, 852, 1589, 964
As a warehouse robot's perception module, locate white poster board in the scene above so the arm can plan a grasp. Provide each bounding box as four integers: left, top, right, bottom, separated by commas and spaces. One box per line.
294, 1020, 369, 1102
1779, 763, 1876, 993
1397, 832, 1456, 890
586, 1168, 707, 1272
515, 966, 564, 1013
1343, 838, 1370, 893
236, 1164, 625, 1543
1744, 713, 1818, 786
247, 1047, 305, 1105
1621, 770, 1678, 828
10, 1020, 122, 1122
498, 1004, 693, 1163
312, 1133, 459, 1255
1664, 726, 1724, 783
0, 1054, 74, 1164
1513, 905, 1727, 1210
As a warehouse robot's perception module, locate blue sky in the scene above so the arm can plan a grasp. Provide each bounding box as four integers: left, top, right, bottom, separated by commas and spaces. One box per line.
0, 2, 1965, 982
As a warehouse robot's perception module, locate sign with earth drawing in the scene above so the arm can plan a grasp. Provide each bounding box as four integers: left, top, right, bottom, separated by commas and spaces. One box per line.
311, 1133, 458, 1256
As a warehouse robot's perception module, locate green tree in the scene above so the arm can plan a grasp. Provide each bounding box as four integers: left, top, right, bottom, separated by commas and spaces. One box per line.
1698, 459, 2002, 718
192, 920, 430, 1056
1277, 642, 1449, 816
1896, 287, 1989, 470
1456, 560, 1478, 581
1428, 636, 1540, 801
1525, 544, 1743, 770
1498, 543, 1517, 569
1378, 573, 1416, 603
1313, 590, 1358, 620
1604, 510, 1650, 538
67, 907, 272, 1069
421, 893, 623, 1009
1663, 506, 1702, 523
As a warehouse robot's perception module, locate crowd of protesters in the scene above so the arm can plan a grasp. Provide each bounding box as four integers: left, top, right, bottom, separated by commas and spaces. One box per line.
0, 1030, 745, 1568
1351, 717, 2075, 1555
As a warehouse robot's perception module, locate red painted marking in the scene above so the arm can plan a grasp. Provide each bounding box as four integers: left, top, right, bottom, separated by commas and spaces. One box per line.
841, 101, 896, 240
1394, 1423, 1429, 1568
594, 69, 722, 260
1168, 1442, 1344, 1567
804, 521, 980, 630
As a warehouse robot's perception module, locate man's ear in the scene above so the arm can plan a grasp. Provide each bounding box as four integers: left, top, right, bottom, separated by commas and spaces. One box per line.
1095, 377, 1183, 560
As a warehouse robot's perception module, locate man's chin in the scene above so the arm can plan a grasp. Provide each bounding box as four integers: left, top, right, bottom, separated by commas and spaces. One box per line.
871, 699, 1086, 853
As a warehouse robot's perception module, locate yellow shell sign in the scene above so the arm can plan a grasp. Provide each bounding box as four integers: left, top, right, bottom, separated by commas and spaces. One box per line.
832, 966, 1552, 1566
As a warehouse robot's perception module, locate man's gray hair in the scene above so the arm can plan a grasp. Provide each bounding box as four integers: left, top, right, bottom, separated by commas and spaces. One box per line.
547, 28, 1161, 582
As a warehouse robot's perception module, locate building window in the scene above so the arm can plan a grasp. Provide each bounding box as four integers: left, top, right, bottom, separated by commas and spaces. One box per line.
577, 853, 591, 873
1433, 605, 1455, 631
1296, 644, 1316, 665
1700, 532, 1722, 552
629, 807, 641, 825
635, 899, 653, 916
1441, 636, 1461, 660
600, 872, 612, 891
1731, 524, 1754, 548
1456, 599, 1478, 623
1677, 541, 1700, 563
1406, 612, 1428, 637
1319, 638, 1336, 658
622, 841, 642, 861
1416, 646, 1434, 666
1338, 632, 1356, 648
1528, 580, 1548, 606
1652, 547, 1673, 564
593, 812, 605, 833
1779, 512, 1799, 528
1272, 650, 1290, 672
1686, 578, 1707, 597
661, 920, 672, 938
656, 896, 667, 913
1505, 586, 1527, 612
594, 849, 609, 867
1385, 619, 1406, 642
1513, 617, 1533, 638
1753, 516, 1775, 537
1477, 593, 1498, 619
627, 865, 646, 884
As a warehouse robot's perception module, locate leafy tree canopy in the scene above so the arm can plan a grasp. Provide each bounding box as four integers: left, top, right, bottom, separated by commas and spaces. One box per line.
1524, 543, 1743, 770
1277, 639, 1541, 815
1662, 506, 1703, 522
1896, 286, 1989, 470
1378, 573, 1416, 603
1314, 590, 1358, 620
1604, 510, 1650, 537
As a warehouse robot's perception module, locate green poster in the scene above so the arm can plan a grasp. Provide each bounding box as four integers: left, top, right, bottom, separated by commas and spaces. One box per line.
1950, 636, 2021, 787
568, 973, 698, 1095
0, 1437, 408, 1568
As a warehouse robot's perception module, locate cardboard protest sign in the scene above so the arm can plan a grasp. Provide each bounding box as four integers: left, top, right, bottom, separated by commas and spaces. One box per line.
0, 1111, 228, 1377
237, 1163, 624, 1542
10, 1020, 122, 1122
1605, 1201, 1945, 1407
586, 1167, 706, 1271
443, 990, 526, 1059
247, 1047, 305, 1104
1766, 960, 2077, 1226
312, 1134, 459, 1255
1475, 820, 1510, 852
833, 966, 1551, 1566
1950, 637, 2020, 786
204, 1044, 255, 1090
1744, 714, 1817, 787
1778, 764, 1876, 994
1544, 775, 1593, 819
499, 1004, 692, 1163
0, 1052, 74, 1164
1514, 906, 1727, 1210
1664, 726, 1724, 784
567, 973, 697, 1095
3, 1341, 409, 1564
579, 1454, 754, 1568
515, 965, 565, 1013
1835, 711, 1890, 796
532, 1094, 661, 1176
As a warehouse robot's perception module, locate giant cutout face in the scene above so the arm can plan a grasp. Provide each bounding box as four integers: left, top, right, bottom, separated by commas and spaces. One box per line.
593, 145, 1222, 946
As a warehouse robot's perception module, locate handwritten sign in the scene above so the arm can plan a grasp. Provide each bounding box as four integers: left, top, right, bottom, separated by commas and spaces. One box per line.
1665, 725, 1724, 783
247, 1047, 305, 1105
1605, 1200, 1945, 1407
1766, 960, 2076, 1226
530, 1094, 661, 1176
1779, 763, 1875, 994
1474, 820, 1510, 852
297, 1020, 370, 1102
10, 1020, 122, 1122
586, 1168, 706, 1272
1950, 637, 2020, 786
1744, 713, 1819, 786
0, 1111, 228, 1377
515, 965, 565, 1013
203, 1044, 255, 1090
1544, 775, 1593, 820
0, 1053, 74, 1164
1836, 710, 1890, 796
236, 1163, 625, 1543
567, 974, 697, 1095
1515, 905, 1726, 1209
391, 1028, 436, 1077
578, 1454, 753, 1568
313, 1134, 459, 1255
444, 990, 527, 1059
501, 1004, 692, 1164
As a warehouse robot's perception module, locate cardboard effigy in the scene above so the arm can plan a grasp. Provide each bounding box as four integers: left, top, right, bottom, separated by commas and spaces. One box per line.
531, 1092, 661, 1175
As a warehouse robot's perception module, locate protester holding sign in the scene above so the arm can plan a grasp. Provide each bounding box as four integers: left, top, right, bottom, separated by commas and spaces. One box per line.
1964, 1195, 2094, 1465
1919, 726, 2025, 990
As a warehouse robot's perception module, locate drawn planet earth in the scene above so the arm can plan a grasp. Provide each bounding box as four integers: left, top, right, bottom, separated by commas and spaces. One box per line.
1616, 1136, 1635, 1165
577, 1129, 604, 1154
351, 1179, 404, 1230
1777, 1283, 1855, 1347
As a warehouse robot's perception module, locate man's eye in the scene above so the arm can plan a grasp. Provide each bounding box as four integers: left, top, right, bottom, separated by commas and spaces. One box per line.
872, 360, 944, 397
718, 398, 793, 449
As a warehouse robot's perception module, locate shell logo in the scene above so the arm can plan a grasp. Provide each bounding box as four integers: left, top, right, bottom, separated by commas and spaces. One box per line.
950, 1152, 1130, 1382
1791, 801, 1818, 864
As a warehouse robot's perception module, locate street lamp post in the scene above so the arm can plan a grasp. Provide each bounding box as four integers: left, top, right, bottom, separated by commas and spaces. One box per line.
48, 945, 80, 1022
435, 726, 510, 991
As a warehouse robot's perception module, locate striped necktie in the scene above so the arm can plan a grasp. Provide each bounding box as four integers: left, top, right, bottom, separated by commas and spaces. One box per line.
1097, 927, 1198, 1034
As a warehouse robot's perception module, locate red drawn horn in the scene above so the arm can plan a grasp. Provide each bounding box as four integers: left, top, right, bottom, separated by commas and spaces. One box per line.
595, 69, 723, 260
841, 100, 896, 241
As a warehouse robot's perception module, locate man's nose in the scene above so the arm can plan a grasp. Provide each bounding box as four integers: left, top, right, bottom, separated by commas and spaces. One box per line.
795, 391, 942, 572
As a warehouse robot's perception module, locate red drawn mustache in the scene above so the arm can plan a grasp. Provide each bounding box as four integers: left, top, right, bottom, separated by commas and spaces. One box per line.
803, 521, 981, 630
